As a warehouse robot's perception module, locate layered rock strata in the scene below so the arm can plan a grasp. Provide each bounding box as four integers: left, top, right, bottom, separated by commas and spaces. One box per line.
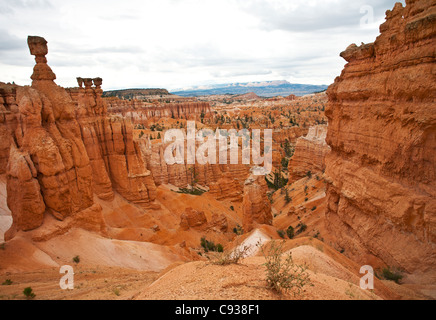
106, 99, 212, 122
2, 36, 158, 238
288, 125, 330, 183
242, 173, 273, 232
324, 0, 436, 273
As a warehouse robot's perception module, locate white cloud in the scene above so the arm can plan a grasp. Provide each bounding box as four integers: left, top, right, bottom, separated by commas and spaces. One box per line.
0, 0, 403, 90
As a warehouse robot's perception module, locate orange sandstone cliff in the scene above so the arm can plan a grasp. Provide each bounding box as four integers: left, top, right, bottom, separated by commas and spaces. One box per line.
325, 0, 436, 274
288, 125, 330, 184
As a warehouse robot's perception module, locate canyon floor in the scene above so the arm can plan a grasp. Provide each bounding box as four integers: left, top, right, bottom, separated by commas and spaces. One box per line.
1, 239, 433, 300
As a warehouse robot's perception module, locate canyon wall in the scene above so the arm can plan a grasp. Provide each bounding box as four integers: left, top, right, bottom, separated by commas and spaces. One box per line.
288, 125, 330, 183
105, 98, 212, 122
325, 0, 436, 273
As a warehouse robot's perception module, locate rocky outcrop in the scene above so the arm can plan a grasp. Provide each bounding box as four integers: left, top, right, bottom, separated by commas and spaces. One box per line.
2, 36, 159, 239
242, 173, 273, 232
142, 139, 250, 189
209, 173, 243, 202
208, 213, 228, 233
179, 207, 208, 231
325, 0, 436, 273
288, 125, 330, 183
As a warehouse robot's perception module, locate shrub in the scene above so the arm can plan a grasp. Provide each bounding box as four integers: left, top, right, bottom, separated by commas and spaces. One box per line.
311, 206, 317, 211
177, 187, 205, 196
233, 225, 243, 235
281, 157, 289, 169
258, 241, 311, 296
2, 279, 12, 286
0, 243, 5, 250
286, 226, 295, 239
285, 189, 292, 204
113, 287, 121, 296
200, 237, 223, 253
209, 244, 251, 266
73, 256, 80, 264
380, 267, 403, 284
304, 197, 308, 202
23, 287, 35, 299
277, 230, 285, 239
306, 171, 312, 178
230, 206, 234, 211
296, 223, 307, 235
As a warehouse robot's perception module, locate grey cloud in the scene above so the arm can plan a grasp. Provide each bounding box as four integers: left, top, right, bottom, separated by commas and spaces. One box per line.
0, 30, 27, 51
0, 0, 53, 14
239, 0, 405, 32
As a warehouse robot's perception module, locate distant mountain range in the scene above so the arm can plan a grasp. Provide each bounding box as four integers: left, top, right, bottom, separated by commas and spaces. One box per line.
171, 80, 328, 97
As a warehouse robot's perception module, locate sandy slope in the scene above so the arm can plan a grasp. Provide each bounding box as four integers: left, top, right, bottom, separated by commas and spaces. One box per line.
135, 235, 401, 300
0, 228, 186, 273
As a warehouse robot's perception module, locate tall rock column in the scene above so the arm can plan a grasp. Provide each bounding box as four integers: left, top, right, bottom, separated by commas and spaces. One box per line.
242, 173, 272, 232
288, 125, 330, 183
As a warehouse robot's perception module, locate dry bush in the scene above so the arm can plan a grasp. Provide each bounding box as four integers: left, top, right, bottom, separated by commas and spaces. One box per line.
208, 244, 252, 266
258, 240, 312, 296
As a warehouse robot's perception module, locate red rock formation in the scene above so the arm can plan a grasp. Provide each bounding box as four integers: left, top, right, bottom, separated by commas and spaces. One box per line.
2, 36, 159, 239
106, 98, 212, 122
142, 138, 250, 189
208, 213, 228, 233
242, 173, 273, 232
288, 125, 330, 183
325, 0, 436, 273
209, 173, 243, 202
6, 145, 45, 231
179, 207, 208, 231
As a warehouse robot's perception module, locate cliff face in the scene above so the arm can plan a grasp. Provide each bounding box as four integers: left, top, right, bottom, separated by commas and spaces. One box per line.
242, 173, 273, 232
288, 125, 330, 183
325, 0, 436, 273
1, 37, 158, 239
105, 98, 212, 122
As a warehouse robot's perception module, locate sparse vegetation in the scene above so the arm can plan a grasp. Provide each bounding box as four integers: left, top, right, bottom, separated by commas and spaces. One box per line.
230, 206, 234, 211
311, 206, 317, 211
177, 187, 205, 196
0, 243, 5, 250
285, 189, 292, 204
233, 225, 243, 235
113, 287, 121, 296
258, 241, 311, 296
209, 244, 251, 266
281, 157, 289, 170
296, 223, 307, 235
377, 267, 403, 284
306, 171, 312, 178
73, 256, 80, 264
200, 237, 223, 253
277, 230, 285, 239
2, 279, 12, 286
286, 226, 295, 239
23, 287, 36, 299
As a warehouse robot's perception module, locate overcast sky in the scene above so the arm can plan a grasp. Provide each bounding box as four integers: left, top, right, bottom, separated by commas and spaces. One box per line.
0, 0, 404, 91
